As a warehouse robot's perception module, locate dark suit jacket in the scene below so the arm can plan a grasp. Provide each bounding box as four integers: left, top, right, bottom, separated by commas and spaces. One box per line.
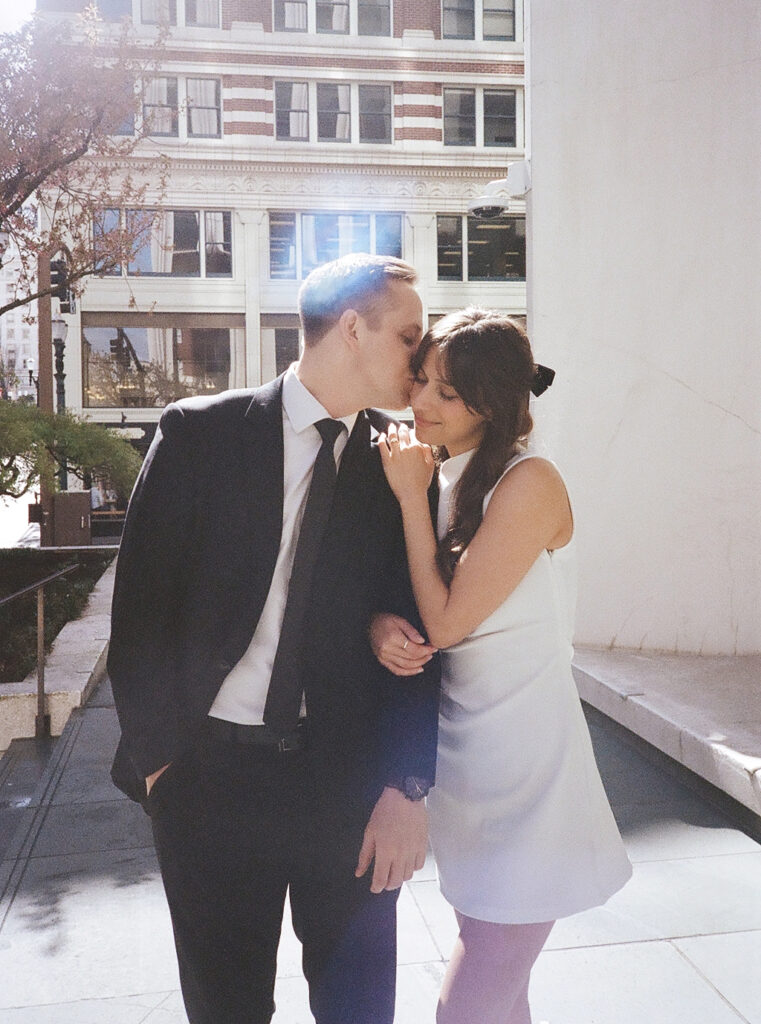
108, 376, 439, 822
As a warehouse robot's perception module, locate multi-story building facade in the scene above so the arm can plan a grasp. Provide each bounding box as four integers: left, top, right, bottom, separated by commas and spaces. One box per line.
0, 251, 38, 402
40, 0, 525, 446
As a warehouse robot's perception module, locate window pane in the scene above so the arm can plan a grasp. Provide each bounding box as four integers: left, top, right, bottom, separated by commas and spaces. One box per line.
170, 211, 200, 275
483, 89, 516, 146
483, 0, 515, 40
274, 0, 308, 30
467, 215, 525, 280
187, 78, 221, 137
357, 0, 390, 35
442, 0, 474, 39
140, 0, 177, 23
443, 89, 475, 146
359, 85, 391, 143
126, 210, 200, 276
302, 213, 370, 275
317, 84, 351, 142
316, 0, 349, 32
185, 0, 219, 26
205, 211, 232, 276
97, 0, 132, 21
83, 324, 232, 408
375, 214, 402, 258
143, 78, 178, 137
275, 328, 301, 375
437, 216, 463, 279
93, 208, 122, 276
275, 82, 309, 141
270, 213, 297, 278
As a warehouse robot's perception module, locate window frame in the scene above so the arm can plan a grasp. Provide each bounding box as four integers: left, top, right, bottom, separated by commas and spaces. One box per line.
138, 76, 223, 141
442, 0, 519, 41
272, 0, 391, 36
137, 0, 221, 27
436, 213, 526, 282
269, 210, 403, 280
275, 81, 394, 145
186, 77, 223, 139
94, 208, 233, 279
443, 86, 521, 148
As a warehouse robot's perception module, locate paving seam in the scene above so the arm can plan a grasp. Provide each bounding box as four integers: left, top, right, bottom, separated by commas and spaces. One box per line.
0, 709, 84, 928
670, 940, 752, 1023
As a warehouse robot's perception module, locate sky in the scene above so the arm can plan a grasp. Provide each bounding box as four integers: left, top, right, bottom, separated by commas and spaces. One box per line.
0, 0, 37, 34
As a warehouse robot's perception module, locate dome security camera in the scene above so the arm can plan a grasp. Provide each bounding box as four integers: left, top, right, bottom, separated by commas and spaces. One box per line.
467, 160, 531, 220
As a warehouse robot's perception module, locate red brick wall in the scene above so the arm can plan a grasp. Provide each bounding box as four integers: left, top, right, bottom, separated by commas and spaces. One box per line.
394, 0, 441, 38
224, 0, 272, 29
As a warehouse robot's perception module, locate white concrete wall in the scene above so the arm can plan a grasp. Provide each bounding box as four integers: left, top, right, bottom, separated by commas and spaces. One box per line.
528, 0, 761, 654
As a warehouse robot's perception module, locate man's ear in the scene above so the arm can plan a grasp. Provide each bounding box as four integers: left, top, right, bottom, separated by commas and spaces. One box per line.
338, 308, 361, 351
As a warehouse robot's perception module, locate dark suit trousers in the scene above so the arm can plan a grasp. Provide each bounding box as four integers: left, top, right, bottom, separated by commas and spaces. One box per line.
148, 726, 398, 1024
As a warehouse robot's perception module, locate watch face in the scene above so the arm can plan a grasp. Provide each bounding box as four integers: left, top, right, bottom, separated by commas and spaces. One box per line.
404, 776, 430, 800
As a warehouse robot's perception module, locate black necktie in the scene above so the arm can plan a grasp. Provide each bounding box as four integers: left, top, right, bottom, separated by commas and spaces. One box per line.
263, 417, 345, 734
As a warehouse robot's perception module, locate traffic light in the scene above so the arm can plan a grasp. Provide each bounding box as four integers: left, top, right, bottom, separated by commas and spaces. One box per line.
49, 258, 75, 314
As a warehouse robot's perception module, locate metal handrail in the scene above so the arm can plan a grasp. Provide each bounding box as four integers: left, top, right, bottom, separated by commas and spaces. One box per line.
0, 563, 78, 737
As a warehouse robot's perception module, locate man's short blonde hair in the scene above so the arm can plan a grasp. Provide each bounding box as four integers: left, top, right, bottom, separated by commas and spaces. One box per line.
298, 253, 418, 347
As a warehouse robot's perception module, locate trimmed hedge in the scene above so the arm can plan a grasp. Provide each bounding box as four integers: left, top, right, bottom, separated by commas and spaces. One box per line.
0, 549, 115, 684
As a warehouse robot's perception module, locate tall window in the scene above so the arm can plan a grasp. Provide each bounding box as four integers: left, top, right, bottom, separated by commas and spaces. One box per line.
317, 84, 351, 142
143, 78, 178, 137
483, 0, 514, 39
141, 0, 177, 23
358, 0, 390, 35
317, 0, 350, 32
436, 215, 525, 280
275, 0, 308, 29
187, 79, 222, 138
273, 0, 390, 34
436, 216, 463, 280
442, 0, 515, 40
96, 0, 132, 20
276, 82, 309, 141
483, 90, 516, 146
275, 328, 301, 375
358, 85, 392, 143
140, 0, 220, 25
442, 0, 474, 39
443, 88, 518, 147
270, 212, 402, 279
204, 211, 233, 276
443, 89, 475, 146
185, 0, 220, 25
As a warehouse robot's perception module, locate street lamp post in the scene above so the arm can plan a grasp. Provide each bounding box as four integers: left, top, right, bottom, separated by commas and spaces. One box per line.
51, 316, 68, 491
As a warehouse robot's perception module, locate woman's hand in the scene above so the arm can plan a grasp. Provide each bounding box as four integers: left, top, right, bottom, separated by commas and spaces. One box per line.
370, 612, 437, 676
378, 422, 435, 505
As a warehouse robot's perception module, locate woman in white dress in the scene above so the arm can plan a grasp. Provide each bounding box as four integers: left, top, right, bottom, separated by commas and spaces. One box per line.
372, 308, 632, 1024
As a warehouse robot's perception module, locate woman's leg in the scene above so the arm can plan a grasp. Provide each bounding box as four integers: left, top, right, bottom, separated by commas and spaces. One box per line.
436, 913, 554, 1024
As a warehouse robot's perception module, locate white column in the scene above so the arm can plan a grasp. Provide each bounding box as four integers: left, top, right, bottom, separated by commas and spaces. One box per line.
528, 0, 761, 654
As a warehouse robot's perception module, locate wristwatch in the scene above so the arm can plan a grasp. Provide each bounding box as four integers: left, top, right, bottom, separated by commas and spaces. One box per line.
388, 776, 431, 801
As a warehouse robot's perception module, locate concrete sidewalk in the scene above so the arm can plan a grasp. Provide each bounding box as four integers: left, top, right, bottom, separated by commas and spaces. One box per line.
1, 679, 760, 1023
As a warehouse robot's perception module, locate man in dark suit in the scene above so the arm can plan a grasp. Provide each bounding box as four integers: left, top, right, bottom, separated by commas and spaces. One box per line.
108, 254, 440, 1024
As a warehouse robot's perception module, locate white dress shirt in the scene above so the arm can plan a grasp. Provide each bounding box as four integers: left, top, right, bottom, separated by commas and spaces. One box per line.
208, 367, 357, 725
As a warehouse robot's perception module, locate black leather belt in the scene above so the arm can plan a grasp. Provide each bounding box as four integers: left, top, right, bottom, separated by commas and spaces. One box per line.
204, 717, 308, 753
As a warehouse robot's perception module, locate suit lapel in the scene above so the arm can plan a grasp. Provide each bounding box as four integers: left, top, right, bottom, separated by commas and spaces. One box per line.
241, 376, 285, 621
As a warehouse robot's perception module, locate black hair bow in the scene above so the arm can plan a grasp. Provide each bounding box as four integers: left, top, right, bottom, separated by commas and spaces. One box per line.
531, 364, 555, 397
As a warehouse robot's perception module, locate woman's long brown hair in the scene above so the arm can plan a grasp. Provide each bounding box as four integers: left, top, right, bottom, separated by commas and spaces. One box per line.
413, 308, 536, 583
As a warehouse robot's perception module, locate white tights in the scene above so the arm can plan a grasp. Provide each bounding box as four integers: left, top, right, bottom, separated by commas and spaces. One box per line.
436, 912, 554, 1024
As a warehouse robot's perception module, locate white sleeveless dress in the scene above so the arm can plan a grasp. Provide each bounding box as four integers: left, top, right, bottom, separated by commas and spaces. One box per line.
427, 449, 632, 924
